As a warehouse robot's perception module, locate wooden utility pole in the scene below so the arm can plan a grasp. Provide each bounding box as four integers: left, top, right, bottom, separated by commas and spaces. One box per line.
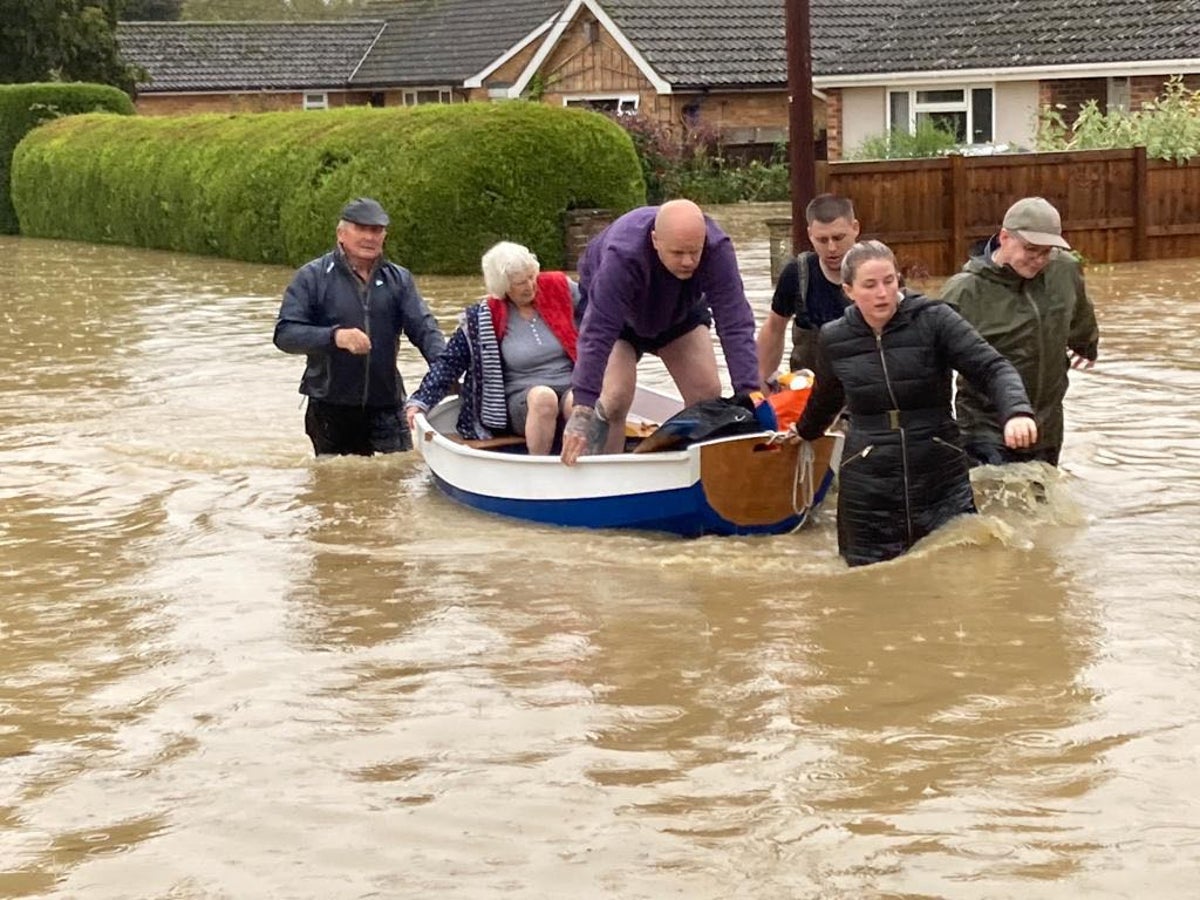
785, 0, 817, 254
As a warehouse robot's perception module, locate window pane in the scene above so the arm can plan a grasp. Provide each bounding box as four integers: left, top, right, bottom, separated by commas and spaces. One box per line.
415, 89, 442, 104
971, 88, 993, 142
889, 91, 910, 131
917, 110, 966, 142
916, 89, 964, 104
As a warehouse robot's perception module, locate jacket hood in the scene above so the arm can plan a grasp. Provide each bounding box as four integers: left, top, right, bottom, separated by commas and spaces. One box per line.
962, 234, 1026, 288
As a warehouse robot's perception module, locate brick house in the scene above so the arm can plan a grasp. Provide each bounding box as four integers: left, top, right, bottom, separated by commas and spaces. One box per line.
468, 0, 818, 153
117, 20, 388, 114
119, 1, 1200, 161
118, 2, 568, 115
815, 0, 1200, 159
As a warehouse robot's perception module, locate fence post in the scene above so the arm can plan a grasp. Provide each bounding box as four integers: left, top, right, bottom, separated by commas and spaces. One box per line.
949, 153, 968, 272
562, 208, 615, 271
765, 218, 794, 285
1133, 145, 1149, 261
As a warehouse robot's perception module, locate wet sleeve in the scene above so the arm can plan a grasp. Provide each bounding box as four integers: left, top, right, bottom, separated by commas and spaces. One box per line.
705, 238, 761, 395
571, 254, 636, 408
397, 269, 448, 363
273, 264, 336, 353
1067, 263, 1100, 361
937, 305, 1034, 422
408, 326, 469, 410
795, 330, 844, 440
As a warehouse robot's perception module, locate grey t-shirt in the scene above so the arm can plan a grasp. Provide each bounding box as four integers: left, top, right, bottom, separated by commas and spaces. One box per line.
501, 305, 573, 401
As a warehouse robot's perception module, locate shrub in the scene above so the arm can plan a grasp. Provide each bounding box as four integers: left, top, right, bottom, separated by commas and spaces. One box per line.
11, 101, 645, 272
606, 110, 791, 204
0, 82, 134, 234
849, 119, 961, 161
1036, 76, 1200, 162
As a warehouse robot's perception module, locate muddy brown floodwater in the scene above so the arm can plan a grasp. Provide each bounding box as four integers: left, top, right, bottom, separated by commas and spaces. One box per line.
2, 204, 1199, 898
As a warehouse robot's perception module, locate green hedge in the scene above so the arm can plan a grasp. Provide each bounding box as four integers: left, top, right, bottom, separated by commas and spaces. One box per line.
0, 82, 134, 234
11, 102, 646, 272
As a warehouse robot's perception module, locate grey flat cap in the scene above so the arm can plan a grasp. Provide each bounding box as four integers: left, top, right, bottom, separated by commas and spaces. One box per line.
340, 197, 390, 227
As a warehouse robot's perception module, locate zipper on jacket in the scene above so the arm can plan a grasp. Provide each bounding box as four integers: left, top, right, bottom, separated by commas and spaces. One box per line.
876, 332, 914, 546
932, 435, 968, 458
1023, 284, 1044, 408
840, 444, 875, 468
360, 277, 372, 408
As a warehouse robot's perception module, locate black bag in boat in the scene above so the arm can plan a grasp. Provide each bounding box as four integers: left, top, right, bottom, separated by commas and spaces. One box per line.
633, 393, 773, 453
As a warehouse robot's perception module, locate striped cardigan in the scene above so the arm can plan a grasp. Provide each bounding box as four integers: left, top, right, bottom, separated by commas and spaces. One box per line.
407, 273, 578, 440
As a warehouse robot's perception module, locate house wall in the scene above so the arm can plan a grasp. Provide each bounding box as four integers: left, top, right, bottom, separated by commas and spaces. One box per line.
1039, 77, 1108, 124
532, 14, 811, 148
1130, 73, 1200, 107
135, 90, 375, 116
1037, 74, 1200, 122
837, 86, 884, 160
464, 39, 543, 102
994, 81, 1039, 149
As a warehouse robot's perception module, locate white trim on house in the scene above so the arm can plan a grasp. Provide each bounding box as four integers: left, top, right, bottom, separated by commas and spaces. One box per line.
401, 87, 455, 105
886, 84, 996, 144
815, 58, 1200, 89
561, 92, 640, 112
347, 22, 387, 83
507, 0, 671, 100
464, 14, 558, 88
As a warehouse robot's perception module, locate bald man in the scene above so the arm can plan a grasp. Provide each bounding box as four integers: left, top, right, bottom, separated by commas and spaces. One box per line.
561, 199, 760, 465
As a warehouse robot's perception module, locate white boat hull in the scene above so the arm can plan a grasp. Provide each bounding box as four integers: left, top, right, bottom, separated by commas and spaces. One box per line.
414, 386, 841, 537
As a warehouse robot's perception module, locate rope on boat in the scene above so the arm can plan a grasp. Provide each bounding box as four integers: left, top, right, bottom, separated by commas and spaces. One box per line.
765, 432, 816, 527
792, 438, 816, 518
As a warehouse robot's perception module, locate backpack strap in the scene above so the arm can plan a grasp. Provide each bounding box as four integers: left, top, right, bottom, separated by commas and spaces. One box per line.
788, 251, 819, 373
794, 250, 812, 318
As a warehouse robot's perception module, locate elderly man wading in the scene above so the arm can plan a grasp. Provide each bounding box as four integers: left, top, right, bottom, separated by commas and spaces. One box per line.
273, 197, 446, 456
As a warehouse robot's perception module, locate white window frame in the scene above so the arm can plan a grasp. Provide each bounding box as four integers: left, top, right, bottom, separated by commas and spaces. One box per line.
401, 88, 454, 106
562, 93, 639, 115
886, 84, 995, 145
1107, 76, 1131, 113
302, 92, 328, 111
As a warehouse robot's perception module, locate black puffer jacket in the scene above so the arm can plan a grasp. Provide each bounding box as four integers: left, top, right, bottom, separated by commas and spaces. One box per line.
796, 294, 1033, 566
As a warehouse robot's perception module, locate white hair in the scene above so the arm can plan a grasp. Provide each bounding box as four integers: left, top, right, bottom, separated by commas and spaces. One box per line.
481, 241, 540, 298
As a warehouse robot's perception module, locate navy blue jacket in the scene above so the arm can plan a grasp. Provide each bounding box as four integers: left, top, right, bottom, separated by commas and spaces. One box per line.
274, 248, 446, 407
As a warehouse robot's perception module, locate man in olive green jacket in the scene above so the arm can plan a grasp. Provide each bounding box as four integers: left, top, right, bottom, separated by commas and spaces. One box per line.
941, 197, 1099, 466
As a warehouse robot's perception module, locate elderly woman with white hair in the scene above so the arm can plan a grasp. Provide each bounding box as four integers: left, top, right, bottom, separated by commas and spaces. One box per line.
405, 241, 579, 454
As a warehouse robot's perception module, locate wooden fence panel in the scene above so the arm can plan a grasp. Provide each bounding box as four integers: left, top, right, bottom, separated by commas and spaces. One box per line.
779, 149, 1200, 278
1147, 161, 1200, 261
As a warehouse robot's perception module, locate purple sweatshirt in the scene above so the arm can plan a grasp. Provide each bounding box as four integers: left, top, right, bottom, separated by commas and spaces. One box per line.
571, 206, 760, 407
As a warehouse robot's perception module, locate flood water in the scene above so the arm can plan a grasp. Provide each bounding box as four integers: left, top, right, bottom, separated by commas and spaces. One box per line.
2, 204, 1199, 898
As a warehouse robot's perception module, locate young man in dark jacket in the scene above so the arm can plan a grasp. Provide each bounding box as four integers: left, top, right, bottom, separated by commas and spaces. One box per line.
941, 196, 1100, 466
274, 197, 446, 456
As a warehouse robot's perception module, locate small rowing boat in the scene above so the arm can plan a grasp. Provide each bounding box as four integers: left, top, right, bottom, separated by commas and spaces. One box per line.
413, 384, 842, 537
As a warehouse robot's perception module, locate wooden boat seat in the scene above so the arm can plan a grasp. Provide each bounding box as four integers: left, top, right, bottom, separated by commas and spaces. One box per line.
447, 433, 527, 451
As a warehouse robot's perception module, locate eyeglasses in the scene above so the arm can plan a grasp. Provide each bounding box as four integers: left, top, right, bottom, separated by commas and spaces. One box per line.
1018, 241, 1054, 260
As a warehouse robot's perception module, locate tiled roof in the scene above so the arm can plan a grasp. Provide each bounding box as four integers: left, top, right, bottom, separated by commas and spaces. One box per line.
598, 0, 1200, 84
350, 0, 565, 86
820, 0, 1200, 76
599, 0, 786, 87
117, 21, 386, 92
